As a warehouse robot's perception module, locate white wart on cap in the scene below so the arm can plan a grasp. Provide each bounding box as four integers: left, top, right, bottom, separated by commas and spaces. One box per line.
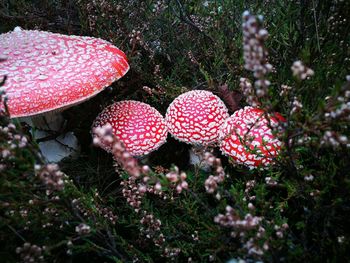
165, 90, 229, 145
0, 28, 129, 118
219, 106, 285, 169
92, 100, 168, 156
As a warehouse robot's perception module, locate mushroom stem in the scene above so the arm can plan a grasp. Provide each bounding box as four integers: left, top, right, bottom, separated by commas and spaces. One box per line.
19, 112, 80, 163
188, 145, 211, 171
20, 111, 64, 131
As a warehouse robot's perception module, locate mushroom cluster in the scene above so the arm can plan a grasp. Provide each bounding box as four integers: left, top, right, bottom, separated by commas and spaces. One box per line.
165, 90, 285, 169
91, 90, 230, 160
1, 28, 285, 168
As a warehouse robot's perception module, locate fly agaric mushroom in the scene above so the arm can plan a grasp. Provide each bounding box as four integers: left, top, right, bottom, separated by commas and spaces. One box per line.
0, 27, 129, 117
0, 27, 129, 162
92, 100, 167, 156
165, 90, 229, 145
219, 106, 285, 169
165, 90, 229, 166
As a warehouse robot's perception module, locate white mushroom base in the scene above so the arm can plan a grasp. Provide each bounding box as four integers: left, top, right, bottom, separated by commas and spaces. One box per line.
19, 114, 80, 163
35, 130, 80, 163
188, 146, 211, 172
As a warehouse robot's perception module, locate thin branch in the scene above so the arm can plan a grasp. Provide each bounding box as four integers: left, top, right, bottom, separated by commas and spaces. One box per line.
7, 224, 26, 242
312, 0, 321, 52
172, 0, 215, 43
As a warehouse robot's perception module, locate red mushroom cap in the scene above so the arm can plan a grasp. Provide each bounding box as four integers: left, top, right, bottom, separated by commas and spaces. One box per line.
165, 90, 229, 145
0, 28, 129, 118
219, 106, 285, 169
92, 100, 168, 156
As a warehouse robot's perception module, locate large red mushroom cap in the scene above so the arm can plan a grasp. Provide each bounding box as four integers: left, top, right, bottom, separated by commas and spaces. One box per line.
165, 90, 229, 145
0, 28, 129, 118
219, 106, 285, 169
92, 100, 167, 156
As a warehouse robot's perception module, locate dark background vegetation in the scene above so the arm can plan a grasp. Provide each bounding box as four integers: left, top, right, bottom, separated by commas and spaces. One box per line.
1, 0, 350, 262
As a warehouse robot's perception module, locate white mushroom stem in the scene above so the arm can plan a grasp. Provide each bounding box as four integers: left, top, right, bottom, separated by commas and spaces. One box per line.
188, 145, 211, 172
36, 130, 80, 163
21, 111, 65, 131
18, 112, 80, 163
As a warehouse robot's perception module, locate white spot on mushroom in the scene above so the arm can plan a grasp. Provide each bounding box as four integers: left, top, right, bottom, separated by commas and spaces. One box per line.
37, 75, 49, 80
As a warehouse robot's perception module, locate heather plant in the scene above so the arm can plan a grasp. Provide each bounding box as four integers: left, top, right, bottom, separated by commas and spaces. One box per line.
1, 0, 350, 262
0, 84, 147, 261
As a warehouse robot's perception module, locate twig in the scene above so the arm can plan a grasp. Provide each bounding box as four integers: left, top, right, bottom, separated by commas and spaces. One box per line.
7, 224, 26, 242
312, 0, 321, 52
172, 0, 215, 43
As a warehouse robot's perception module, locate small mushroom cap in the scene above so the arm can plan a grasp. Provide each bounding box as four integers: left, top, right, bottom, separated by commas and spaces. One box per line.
0, 28, 129, 118
92, 100, 168, 156
219, 106, 285, 169
165, 90, 229, 145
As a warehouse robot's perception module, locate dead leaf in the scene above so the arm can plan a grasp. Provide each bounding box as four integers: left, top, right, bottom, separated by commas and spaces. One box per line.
218, 84, 242, 112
